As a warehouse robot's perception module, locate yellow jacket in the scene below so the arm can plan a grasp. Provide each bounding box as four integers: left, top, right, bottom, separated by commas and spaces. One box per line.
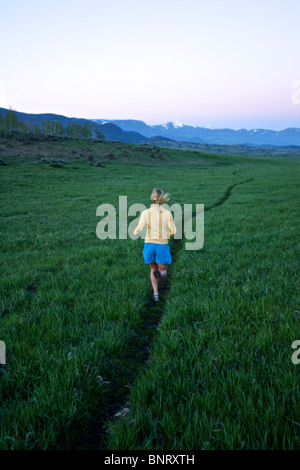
134, 203, 176, 244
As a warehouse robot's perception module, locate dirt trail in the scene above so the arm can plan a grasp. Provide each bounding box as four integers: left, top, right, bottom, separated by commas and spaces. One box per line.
91, 176, 254, 449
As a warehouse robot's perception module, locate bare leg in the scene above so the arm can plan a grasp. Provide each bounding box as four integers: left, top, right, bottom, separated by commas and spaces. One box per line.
149, 262, 159, 295
158, 264, 168, 278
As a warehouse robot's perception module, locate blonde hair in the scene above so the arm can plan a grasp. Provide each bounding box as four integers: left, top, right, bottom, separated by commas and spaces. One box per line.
150, 188, 170, 205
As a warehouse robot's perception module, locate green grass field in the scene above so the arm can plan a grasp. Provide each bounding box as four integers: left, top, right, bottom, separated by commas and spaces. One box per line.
0, 138, 299, 449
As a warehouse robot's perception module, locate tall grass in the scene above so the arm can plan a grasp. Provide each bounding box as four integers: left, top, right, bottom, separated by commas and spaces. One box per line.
0, 140, 299, 449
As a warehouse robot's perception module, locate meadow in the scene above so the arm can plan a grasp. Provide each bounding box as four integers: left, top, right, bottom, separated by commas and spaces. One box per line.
0, 137, 299, 450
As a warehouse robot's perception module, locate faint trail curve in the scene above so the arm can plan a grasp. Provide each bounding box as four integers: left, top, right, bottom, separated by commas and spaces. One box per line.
203, 177, 254, 212
88, 176, 254, 449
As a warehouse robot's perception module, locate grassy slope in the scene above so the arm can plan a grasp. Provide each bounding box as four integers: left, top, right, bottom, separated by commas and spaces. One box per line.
107, 158, 300, 450
0, 138, 299, 449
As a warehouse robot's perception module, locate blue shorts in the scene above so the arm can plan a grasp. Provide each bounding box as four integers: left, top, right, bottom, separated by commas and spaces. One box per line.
143, 243, 172, 265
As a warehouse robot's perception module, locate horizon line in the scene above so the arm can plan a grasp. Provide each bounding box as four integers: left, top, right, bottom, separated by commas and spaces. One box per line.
0, 105, 299, 133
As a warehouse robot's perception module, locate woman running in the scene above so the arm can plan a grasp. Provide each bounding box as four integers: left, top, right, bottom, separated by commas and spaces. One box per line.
134, 188, 176, 302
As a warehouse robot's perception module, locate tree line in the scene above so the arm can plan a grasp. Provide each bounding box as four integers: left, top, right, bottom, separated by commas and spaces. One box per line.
0, 107, 104, 140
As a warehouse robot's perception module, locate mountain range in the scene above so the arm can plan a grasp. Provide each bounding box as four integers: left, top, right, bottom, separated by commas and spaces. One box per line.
94, 119, 300, 146
1, 107, 300, 146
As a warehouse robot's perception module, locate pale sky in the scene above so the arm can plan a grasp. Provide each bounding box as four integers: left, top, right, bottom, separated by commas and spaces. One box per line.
0, 0, 299, 130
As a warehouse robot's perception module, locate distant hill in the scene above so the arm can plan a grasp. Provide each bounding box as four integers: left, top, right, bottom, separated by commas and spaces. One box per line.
0, 107, 90, 129
0, 108, 167, 144
1, 108, 299, 146
94, 119, 300, 146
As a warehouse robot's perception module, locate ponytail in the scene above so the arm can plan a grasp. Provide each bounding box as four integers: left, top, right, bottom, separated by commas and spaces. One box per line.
150, 188, 170, 205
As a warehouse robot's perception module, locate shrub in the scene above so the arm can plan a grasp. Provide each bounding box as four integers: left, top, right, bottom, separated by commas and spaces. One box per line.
50, 162, 64, 168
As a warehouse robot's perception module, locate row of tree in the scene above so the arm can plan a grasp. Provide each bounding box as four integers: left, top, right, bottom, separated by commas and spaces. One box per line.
0, 107, 104, 140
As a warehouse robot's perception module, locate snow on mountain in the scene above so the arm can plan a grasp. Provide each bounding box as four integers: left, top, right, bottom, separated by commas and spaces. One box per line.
162, 120, 184, 129
171, 120, 184, 128
90, 116, 300, 145
92, 119, 111, 125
